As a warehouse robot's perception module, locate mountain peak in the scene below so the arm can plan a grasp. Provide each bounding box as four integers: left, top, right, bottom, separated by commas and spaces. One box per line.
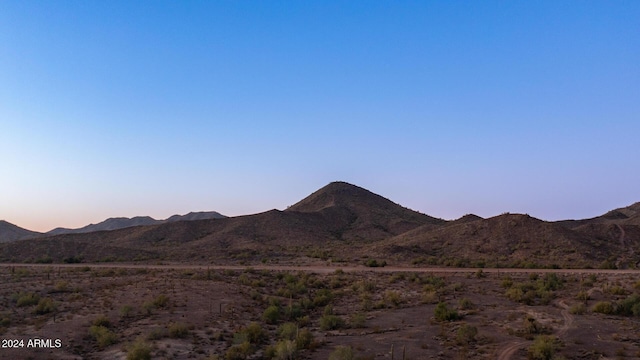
286, 181, 383, 213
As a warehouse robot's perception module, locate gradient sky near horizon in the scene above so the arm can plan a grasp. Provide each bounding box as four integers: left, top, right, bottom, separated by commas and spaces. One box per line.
1, 1, 639, 232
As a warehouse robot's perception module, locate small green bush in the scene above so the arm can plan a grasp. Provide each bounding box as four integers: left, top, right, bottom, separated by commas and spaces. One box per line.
120, 305, 134, 318
320, 314, 345, 331
456, 323, 478, 344
459, 298, 474, 310
277, 322, 298, 340
274, 339, 296, 360
15, 292, 40, 307
350, 313, 366, 328
242, 322, 266, 344
153, 294, 169, 308
127, 339, 152, 360
90, 325, 117, 348
569, 303, 586, 315
592, 301, 614, 314
225, 341, 252, 360
364, 259, 386, 267
263, 305, 280, 324
523, 316, 548, 335
328, 346, 354, 360
168, 322, 189, 338
383, 290, 403, 307
92, 315, 111, 327
34, 298, 56, 314
527, 335, 559, 360
295, 328, 314, 350
434, 302, 459, 322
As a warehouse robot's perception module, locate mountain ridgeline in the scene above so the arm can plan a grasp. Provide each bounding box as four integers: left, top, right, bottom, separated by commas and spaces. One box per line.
46, 211, 226, 235
0, 182, 638, 268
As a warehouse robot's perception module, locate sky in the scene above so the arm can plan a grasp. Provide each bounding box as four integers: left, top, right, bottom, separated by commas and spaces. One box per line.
1, 1, 639, 232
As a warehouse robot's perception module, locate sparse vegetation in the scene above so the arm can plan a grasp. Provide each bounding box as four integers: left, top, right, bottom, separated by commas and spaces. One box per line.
434, 302, 459, 322
527, 335, 559, 360
328, 345, 354, 360
127, 339, 152, 360
89, 325, 117, 348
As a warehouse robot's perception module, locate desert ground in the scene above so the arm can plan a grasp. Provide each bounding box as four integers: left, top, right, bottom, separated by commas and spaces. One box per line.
0, 263, 639, 360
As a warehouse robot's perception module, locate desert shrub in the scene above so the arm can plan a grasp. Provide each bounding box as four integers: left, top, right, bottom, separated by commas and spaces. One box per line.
320, 313, 345, 331
263, 305, 280, 324
127, 339, 152, 360
383, 290, 403, 307
225, 341, 252, 360
434, 302, 459, 322
53, 280, 70, 292
527, 335, 559, 360
456, 323, 478, 344
615, 294, 640, 316
421, 290, 439, 304
576, 290, 590, 302
90, 325, 117, 348
592, 301, 614, 314
569, 303, 586, 315
277, 322, 298, 340
153, 294, 169, 308
538, 273, 563, 291
390, 273, 406, 283
607, 285, 627, 295
63, 255, 83, 263
168, 322, 189, 338
350, 313, 366, 328
320, 314, 345, 331
501, 276, 514, 289
459, 298, 474, 310
34, 298, 56, 314
120, 305, 134, 318
295, 328, 314, 350
274, 339, 296, 360
312, 289, 333, 308
523, 316, 548, 335
35, 255, 53, 264
92, 315, 111, 328
360, 281, 376, 293
146, 327, 168, 340
242, 322, 266, 344
364, 259, 386, 267
283, 302, 304, 321
328, 346, 354, 360
142, 300, 155, 314
14, 292, 40, 307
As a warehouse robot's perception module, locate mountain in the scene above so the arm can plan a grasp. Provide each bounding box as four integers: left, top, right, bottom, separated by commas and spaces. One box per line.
285, 181, 445, 242
46, 212, 227, 236
165, 211, 226, 222
0, 182, 443, 263
556, 202, 640, 228
47, 216, 159, 235
0, 182, 637, 268
370, 213, 627, 268
0, 220, 42, 243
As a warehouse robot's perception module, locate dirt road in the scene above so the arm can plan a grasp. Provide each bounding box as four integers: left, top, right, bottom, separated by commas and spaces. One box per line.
0, 263, 638, 274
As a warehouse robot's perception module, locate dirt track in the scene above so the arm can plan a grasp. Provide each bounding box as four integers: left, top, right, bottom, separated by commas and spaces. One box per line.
1, 263, 638, 274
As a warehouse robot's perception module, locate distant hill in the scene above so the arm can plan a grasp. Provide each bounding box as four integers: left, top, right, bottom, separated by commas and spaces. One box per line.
0, 220, 42, 243
46, 212, 227, 236
165, 211, 226, 222
47, 216, 159, 235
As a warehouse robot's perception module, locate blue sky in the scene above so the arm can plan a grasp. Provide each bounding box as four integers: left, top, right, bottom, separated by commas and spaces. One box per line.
1, 1, 638, 232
